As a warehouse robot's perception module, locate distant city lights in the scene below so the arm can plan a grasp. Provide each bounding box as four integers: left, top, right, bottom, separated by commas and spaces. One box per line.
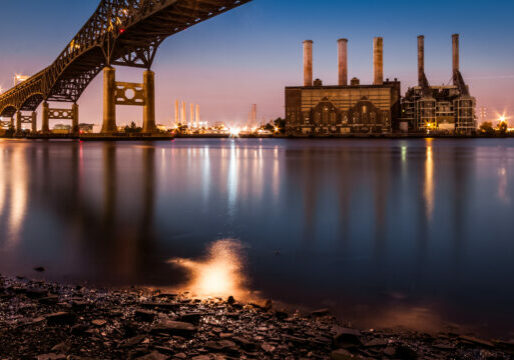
13, 74, 29, 86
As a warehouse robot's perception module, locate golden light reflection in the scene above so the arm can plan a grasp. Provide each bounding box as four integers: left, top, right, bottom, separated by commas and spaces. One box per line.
424, 141, 434, 221
357, 304, 452, 335
168, 239, 248, 299
5, 146, 28, 250
0, 148, 5, 217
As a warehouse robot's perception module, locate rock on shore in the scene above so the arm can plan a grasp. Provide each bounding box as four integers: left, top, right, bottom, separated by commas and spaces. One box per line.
0, 275, 512, 359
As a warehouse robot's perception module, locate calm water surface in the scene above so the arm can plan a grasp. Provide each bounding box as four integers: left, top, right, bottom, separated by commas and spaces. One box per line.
0, 138, 513, 336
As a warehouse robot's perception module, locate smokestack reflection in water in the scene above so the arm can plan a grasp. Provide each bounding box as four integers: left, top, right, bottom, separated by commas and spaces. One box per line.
168, 239, 248, 299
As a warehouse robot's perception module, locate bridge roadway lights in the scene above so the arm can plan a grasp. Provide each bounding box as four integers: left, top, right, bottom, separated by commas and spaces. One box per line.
101, 66, 157, 134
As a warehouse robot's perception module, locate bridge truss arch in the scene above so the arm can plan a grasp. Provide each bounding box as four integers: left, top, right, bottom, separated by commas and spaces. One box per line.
0, 0, 251, 123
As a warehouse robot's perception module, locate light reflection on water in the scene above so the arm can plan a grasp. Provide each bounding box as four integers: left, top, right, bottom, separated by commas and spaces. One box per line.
168, 239, 248, 299
0, 138, 513, 336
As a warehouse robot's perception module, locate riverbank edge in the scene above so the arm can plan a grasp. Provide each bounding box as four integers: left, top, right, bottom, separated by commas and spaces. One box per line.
1, 275, 513, 359
2, 133, 514, 140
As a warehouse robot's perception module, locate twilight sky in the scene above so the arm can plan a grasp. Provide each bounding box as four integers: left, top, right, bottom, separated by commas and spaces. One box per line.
0, 0, 513, 126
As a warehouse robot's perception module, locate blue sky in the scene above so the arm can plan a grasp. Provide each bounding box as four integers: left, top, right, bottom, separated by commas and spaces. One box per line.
0, 0, 513, 125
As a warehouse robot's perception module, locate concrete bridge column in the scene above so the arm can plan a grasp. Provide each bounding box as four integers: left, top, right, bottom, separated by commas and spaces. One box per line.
16, 111, 22, 135
42, 102, 50, 133
102, 67, 117, 134
72, 103, 79, 135
31, 112, 37, 134
143, 70, 156, 133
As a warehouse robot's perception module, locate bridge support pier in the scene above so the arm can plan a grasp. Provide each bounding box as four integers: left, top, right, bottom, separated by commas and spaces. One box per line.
72, 103, 79, 135
102, 67, 117, 134
143, 70, 156, 133
16, 111, 22, 135
42, 102, 79, 135
101, 66, 157, 134
42, 102, 50, 133
31, 112, 37, 134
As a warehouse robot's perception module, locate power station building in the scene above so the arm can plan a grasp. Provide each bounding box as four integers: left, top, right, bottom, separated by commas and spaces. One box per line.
285, 34, 476, 136
401, 34, 476, 134
285, 38, 401, 136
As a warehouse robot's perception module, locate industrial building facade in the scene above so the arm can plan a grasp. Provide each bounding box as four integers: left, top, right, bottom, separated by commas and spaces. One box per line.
401, 34, 476, 134
286, 38, 401, 136
286, 34, 476, 136
286, 81, 401, 135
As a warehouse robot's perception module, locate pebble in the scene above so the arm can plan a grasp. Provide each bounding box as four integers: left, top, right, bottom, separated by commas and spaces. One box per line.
0, 275, 510, 360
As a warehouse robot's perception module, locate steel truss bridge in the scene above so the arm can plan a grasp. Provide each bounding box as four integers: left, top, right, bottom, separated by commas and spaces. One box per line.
0, 0, 251, 133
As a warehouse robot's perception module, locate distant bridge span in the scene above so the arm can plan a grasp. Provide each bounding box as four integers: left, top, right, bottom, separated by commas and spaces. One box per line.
0, 0, 251, 133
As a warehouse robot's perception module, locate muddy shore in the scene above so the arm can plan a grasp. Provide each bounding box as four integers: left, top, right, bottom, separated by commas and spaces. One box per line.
0, 275, 512, 360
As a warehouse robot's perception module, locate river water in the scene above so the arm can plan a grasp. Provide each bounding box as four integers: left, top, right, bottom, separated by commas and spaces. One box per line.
0, 138, 513, 336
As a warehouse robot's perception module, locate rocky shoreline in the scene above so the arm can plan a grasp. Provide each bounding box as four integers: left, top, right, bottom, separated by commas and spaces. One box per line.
0, 275, 512, 360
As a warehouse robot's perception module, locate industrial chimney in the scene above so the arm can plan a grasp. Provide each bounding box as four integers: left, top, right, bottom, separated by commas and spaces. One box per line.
418, 35, 425, 86
196, 104, 200, 127
181, 101, 186, 125
373, 37, 384, 85
175, 100, 179, 125
303, 40, 313, 87
338, 39, 348, 86
452, 34, 460, 76
190, 103, 195, 127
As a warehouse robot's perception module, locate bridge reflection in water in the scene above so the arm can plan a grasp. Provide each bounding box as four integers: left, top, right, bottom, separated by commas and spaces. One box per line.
0, 139, 513, 336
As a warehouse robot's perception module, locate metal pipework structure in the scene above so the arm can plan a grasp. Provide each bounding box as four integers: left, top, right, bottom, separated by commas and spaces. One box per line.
338, 39, 348, 86
373, 37, 384, 85
0, 0, 252, 132
303, 40, 313, 87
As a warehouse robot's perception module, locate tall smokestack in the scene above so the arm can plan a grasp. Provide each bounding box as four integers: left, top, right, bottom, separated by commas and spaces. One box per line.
195, 104, 200, 127
373, 37, 384, 85
181, 101, 186, 125
251, 104, 257, 126
338, 39, 348, 86
418, 35, 425, 86
175, 100, 179, 125
303, 40, 313, 87
452, 34, 460, 76
190, 103, 195, 127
